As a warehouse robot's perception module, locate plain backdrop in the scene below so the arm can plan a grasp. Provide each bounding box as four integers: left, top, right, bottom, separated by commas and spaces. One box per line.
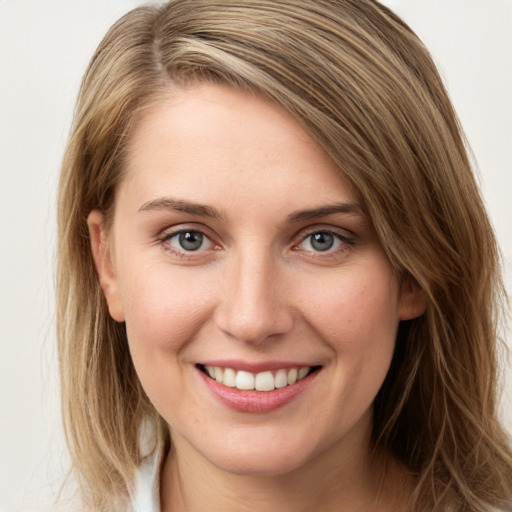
0, 1, 511, 510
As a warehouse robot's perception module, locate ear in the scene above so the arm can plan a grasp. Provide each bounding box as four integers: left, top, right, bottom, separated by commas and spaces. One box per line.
398, 276, 427, 320
87, 210, 125, 322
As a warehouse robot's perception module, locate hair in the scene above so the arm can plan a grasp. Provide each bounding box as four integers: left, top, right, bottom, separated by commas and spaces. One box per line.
57, 1, 512, 510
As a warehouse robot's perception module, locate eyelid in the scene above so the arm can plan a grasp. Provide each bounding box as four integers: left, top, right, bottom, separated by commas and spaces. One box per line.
292, 225, 356, 255
158, 223, 222, 257
294, 224, 355, 243
156, 222, 355, 260
158, 222, 217, 241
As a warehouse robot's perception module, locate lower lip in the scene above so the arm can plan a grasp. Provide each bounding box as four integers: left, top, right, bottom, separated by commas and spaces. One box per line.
198, 368, 320, 413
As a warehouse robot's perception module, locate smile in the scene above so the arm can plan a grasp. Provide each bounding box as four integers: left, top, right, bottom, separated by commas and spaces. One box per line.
198, 363, 322, 413
201, 365, 316, 392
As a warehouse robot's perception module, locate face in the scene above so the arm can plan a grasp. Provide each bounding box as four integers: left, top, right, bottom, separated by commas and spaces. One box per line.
89, 83, 425, 477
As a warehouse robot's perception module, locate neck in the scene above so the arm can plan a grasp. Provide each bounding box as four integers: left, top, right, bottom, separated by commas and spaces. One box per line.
160, 420, 412, 512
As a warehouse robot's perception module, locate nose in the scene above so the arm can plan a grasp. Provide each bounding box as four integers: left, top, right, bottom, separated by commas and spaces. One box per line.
213, 251, 293, 345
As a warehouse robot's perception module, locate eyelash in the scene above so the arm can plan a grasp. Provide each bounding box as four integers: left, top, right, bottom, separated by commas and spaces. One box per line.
158, 226, 355, 260
159, 227, 219, 260
294, 228, 355, 258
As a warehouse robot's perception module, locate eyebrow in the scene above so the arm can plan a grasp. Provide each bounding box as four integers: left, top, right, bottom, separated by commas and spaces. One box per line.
286, 202, 363, 222
138, 197, 363, 222
138, 197, 223, 219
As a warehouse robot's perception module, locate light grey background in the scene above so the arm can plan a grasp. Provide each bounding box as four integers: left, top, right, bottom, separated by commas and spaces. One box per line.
0, 1, 510, 510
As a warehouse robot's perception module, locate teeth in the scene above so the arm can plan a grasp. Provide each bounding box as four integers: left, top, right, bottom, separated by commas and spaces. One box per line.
297, 367, 309, 380
287, 368, 298, 385
205, 365, 216, 379
214, 366, 224, 383
204, 365, 313, 392
274, 369, 288, 389
235, 370, 255, 390
255, 371, 274, 391
223, 368, 236, 387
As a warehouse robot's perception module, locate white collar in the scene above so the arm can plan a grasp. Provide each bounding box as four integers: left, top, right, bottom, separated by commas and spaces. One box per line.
129, 448, 162, 512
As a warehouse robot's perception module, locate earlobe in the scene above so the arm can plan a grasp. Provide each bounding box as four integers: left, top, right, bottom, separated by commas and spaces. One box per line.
398, 277, 427, 320
87, 210, 125, 322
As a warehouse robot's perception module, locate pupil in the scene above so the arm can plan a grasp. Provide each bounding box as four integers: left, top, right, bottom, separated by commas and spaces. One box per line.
179, 231, 203, 251
311, 232, 334, 251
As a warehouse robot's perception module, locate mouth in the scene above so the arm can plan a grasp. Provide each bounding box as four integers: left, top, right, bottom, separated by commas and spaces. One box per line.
197, 364, 322, 392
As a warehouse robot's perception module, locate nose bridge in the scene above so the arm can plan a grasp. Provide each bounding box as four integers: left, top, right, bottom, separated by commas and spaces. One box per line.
214, 244, 292, 344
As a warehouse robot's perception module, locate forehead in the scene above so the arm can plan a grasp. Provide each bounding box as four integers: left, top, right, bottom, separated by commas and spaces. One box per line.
126, 83, 334, 168
118, 82, 357, 217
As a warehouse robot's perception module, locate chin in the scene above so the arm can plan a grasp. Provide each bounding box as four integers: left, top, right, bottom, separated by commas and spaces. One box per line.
186, 427, 325, 478
209, 448, 310, 477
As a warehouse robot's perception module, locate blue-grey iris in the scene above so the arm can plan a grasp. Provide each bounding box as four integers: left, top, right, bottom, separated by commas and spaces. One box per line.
311, 232, 334, 251
179, 231, 203, 251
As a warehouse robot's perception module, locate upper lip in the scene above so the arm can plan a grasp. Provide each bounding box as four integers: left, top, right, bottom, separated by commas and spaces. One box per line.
197, 359, 320, 373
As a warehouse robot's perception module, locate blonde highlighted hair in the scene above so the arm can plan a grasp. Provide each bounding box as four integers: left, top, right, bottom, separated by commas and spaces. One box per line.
57, 1, 512, 510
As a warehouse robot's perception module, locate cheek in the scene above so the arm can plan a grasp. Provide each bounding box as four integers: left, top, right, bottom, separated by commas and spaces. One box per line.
120, 265, 212, 347
301, 266, 400, 428
298, 262, 400, 402
301, 265, 400, 348
117, 265, 219, 422
116, 264, 215, 404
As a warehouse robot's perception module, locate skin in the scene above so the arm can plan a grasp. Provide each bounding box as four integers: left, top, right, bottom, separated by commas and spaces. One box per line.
88, 83, 425, 511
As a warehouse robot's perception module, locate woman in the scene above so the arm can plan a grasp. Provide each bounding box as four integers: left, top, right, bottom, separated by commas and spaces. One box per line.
57, 0, 512, 510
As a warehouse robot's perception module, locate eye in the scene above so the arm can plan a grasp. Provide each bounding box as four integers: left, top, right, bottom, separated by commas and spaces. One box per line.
163, 229, 216, 253
307, 232, 336, 252
296, 230, 353, 254
174, 231, 205, 251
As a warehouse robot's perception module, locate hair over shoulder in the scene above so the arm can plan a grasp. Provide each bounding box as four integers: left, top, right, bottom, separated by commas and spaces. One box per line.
57, 1, 512, 510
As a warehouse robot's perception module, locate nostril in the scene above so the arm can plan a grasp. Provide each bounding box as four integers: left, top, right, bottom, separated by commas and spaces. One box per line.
212, 266, 293, 344
213, 307, 294, 345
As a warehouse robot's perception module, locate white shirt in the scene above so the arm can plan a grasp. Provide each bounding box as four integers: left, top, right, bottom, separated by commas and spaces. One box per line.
129, 450, 162, 512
